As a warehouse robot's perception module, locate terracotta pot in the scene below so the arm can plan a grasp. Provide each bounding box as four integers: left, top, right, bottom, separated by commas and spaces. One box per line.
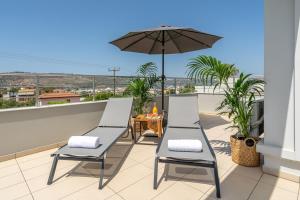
230, 135, 260, 167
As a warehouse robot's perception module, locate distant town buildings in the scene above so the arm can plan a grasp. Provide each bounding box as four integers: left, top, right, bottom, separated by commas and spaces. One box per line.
2, 91, 17, 100
16, 88, 35, 102
38, 91, 80, 106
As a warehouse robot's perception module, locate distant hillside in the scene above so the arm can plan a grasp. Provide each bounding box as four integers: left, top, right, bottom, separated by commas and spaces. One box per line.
0, 72, 193, 89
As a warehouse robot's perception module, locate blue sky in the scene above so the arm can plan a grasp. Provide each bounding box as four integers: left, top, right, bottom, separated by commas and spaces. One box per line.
0, 0, 263, 77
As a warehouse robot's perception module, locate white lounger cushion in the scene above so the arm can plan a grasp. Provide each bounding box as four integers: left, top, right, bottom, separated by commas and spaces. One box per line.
168, 139, 203, 152
68, 136, 100, 149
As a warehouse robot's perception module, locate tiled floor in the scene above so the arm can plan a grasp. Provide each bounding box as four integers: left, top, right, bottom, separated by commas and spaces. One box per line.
1, 113, 299, 200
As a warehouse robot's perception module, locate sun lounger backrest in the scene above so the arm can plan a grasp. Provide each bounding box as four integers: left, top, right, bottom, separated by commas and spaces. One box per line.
99, 97, 133, 127
167, 96, 200, 128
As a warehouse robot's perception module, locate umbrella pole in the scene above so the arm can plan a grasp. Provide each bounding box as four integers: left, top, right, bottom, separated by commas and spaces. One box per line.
161, 31, 165, 112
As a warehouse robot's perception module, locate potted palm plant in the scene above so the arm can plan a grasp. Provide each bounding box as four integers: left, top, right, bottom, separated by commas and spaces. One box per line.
187, 55, 264, 167
125, 62, 159, 115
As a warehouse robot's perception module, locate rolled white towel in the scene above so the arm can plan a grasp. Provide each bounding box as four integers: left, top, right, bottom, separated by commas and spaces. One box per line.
68, 136, 100, 149
168, 139, 203, 152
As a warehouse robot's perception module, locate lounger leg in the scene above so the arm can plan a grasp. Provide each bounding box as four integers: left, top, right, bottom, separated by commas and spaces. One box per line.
47, 155, 59, 185
99, 160, 105, 189
164, 163, 170, 181
133, 122, 137, 143
130, 126, 135, 143
153, 156, 159, 189
213, 162, 221, 198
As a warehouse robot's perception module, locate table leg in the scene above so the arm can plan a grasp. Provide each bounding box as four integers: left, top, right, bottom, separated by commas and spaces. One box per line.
158, 119, 162, 138
139, 121, 142, 136
133, 121, 137, 143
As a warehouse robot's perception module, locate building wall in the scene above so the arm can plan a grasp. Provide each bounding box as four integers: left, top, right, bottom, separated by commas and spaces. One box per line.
257, 0, 300, 181
39, 97, 80, 105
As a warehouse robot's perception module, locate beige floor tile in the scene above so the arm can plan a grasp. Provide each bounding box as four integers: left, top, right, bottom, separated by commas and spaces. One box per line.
22, 160, 80, 180
136, 138, 159, 145
0, 182, 31, 200
215, 154, 235, 172
26, 163, 82, 192
78, 157, 138, 179
127, 146, 155, 163
153, 182, 204, 200
62, 182, 115, 200
0, 163, 21, 178
141, 156, 164, 170
106, 143, 133, 158
4, 114, 290, 200
181, 167, 216, 193
206, 131, 225, 140
199, 193, 216, 200
145, 161, 227, 195
171, 163, 229, 194
130, 144, 156, 153
206, 172, 258, 200
32, 176, 98, 200
16, 148, 57, 163
107, 194, 124, 200
249, 181, 298, 200
228, 165, 263, 181
0, 172, 25, 189
259, 174, 299, 193
215, 135, 231, 143
113, 156, 138, 171
0, 159, 17, 169
118, 172, 175, 200
17, 155, 53, 171
118, 157, 139, 172
108, 164, 152, 192
218, 166, 232, 178
16, 194, 34, 200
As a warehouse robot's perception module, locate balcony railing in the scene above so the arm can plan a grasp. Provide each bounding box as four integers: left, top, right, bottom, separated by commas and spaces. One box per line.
0, 73, 214, 109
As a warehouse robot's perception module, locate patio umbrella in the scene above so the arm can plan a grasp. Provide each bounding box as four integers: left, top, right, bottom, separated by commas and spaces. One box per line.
110, 25, 222, 111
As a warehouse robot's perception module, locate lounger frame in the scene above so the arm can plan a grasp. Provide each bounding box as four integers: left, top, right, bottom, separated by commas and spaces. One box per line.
153, 126, 220, 198
47, 97, 134, 189
153, 96, 221, 198
47, 125, 133, 189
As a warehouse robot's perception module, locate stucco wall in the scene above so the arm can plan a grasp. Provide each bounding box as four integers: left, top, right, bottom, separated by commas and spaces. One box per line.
197, 93, 224, 113
264, 0, 295, 151
0, 94, 225, 157
257, 0, 300, 181
0, 101, 106, 156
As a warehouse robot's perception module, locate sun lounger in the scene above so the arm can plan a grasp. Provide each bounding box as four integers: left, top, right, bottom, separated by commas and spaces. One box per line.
153, 96, 221, 198
47, 97, 133, 189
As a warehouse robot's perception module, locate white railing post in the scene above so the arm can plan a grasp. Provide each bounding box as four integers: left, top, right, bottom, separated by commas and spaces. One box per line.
35, 75, 40, 107
92, 75, 96, 101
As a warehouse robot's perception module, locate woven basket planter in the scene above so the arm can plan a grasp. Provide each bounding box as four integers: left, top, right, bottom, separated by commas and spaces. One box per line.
230, 135, 260, 167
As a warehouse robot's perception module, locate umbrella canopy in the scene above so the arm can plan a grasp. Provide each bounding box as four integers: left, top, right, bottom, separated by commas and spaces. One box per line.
110, 25, 222, 110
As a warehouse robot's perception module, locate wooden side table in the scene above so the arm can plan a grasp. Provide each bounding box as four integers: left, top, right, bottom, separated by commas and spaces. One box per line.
133, 114, 163, 143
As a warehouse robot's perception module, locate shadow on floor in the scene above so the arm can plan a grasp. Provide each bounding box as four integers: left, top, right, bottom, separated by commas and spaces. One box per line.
156, 162, 268, 200
53, 138, 134, 188
136, 135, 160, 145
210, 140, 231, 156
200, 113, 230, 129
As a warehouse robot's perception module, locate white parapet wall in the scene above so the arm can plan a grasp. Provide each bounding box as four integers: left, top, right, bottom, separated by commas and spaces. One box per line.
257, 0, 300, 182
153, 93, 224, 114
0, 101, 107, 160
0, 94, 226, 161
197, 93, 224, 113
